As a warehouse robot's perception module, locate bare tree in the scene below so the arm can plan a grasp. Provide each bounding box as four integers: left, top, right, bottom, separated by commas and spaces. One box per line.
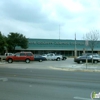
84, 30, 100, 63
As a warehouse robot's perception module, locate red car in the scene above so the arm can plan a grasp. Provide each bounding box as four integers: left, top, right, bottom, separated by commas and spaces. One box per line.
6, 52, 34, 63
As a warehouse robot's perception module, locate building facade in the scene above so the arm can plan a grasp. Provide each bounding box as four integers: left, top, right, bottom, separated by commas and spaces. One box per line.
16, 38, 100, 57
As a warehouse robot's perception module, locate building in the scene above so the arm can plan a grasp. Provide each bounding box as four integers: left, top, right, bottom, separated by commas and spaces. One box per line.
16, 38, 100, 57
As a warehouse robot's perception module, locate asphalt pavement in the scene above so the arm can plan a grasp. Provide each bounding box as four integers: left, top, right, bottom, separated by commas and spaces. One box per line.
0, 58, 100, 72
1, 68, 100, 100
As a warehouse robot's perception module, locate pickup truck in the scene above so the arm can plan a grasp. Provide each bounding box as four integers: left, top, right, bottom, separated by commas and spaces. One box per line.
0, 53, 14, 61
42, 53, 63, 61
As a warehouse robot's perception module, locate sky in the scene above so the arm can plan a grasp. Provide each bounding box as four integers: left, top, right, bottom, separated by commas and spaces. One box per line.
0, 0, 100, 40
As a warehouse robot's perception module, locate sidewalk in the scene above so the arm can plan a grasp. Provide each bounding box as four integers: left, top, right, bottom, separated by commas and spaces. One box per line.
51, 63, 100, 72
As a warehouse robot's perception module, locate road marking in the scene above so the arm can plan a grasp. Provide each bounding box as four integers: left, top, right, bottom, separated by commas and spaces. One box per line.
0, 78, 8, 82
74, 97, 91, 100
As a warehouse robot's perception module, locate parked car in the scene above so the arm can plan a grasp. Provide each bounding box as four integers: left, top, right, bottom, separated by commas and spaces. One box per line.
42, 53, 62, 61
6, 52, 34, 63
74, 55, 100, 64
34, 55, 47, 62
0, 53, 14, 61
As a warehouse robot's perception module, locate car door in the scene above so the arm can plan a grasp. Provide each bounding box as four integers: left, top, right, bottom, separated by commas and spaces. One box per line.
14, 53, 21, 61
20, 53, 26, 61
47, 54, 51, 60
80, 56, 86, 62
34, 55, 38, 61
87, 56, 92, 62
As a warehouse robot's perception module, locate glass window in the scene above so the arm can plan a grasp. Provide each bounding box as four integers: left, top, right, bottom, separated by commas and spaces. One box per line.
26, 53, 33, 56
15, 53, 20, 56
20, 53, 25, 56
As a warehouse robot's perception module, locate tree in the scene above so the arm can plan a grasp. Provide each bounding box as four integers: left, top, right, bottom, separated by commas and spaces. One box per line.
0, 32, 7, 54
84, 30, 100, 63
7, 32, 28, 52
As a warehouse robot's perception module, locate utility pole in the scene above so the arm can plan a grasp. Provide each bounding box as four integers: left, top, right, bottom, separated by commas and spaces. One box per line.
74, 33, 77, 58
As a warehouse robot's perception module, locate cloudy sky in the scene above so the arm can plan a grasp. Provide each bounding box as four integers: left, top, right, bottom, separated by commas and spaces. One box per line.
0, 0, 100, 40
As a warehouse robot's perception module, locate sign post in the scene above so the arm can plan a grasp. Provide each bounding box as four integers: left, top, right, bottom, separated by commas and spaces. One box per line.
85, 40, 88, 69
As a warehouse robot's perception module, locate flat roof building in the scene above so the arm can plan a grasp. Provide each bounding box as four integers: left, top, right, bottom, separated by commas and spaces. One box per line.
16, 38, 100, 57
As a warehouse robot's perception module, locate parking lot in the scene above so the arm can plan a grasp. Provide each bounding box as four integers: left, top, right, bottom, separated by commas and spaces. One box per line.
0, 58, 100, 71
0, 58, 73, 68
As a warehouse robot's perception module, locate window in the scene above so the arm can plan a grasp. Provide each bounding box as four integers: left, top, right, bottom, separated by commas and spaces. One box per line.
15, 53, 20, 56
20, 53, 25, 56
26, 53, 33, 56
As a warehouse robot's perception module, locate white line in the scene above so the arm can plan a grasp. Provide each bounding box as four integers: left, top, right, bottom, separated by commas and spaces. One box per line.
74, 97, 91, 100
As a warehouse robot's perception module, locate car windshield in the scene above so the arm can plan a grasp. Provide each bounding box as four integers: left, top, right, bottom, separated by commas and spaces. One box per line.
15, 53, 20, 56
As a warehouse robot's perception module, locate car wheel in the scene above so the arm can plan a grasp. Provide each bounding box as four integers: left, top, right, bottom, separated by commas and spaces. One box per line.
94, 60, 98, 63
56, 58, 60, 61
62, 57, 66, 60
79, 60, 83, 64
25, 59, 30, 63
39, 59, 42, 62
8, 59, 13, 63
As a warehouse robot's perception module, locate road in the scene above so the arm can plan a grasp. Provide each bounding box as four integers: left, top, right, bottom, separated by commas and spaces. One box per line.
0, 68, 100, 100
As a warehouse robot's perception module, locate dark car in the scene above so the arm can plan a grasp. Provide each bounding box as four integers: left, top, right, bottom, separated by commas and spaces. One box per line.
74, 56, 100, 64
34, 55, 47, 62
